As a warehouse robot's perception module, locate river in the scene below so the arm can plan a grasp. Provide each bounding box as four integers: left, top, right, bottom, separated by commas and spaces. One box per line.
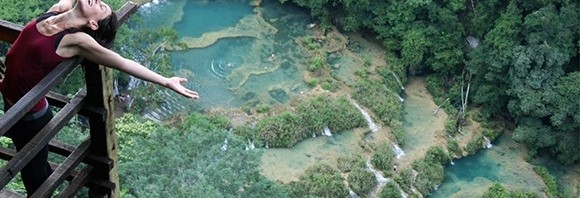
128, 0, 570, 197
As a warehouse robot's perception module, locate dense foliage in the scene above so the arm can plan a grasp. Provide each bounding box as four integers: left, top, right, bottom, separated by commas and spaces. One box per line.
255, 96, 366, 148
117, 113, 291, 197
279, 0, 580, 165
371, 144, 396, 176
288, 163, 349, 197
379, 182, 402, 198
347, 168, 377, 197
482, 183, 540, 198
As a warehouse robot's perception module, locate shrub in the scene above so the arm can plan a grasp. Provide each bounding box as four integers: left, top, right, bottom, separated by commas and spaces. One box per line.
412, 159, 444, 195
337, 155, 366, 173
533, 166, 558, 198
256, 112, 307, 148
297, 96, 366, 135
379, 182, 402, 198
348, 168, 377, 196
289, 163, 348, 197
371, 144, 395, 176
482, 183, 509, 198
425, 146, 450, 165
353, 79, 402, 126
465, 134, 484, 155
394, 168, 413, 194
447, 139, 462, 156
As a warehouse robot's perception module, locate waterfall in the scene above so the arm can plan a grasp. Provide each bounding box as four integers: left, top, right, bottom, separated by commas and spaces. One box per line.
466, 36, 480, 49
366, 157, 389, 197
245, 139, 255, 150
484, 136, 493, 148
113, 79, 119, 96
393, 91, 404, 102
353, 102, 380, 132
410, 169, 421, 196
312, 132, 316, 138
366, 157, 389, 185
265, 142, 269, 149
450, 159, 455, 165
348, 190, 358, 198
127, 76, 141, 91
322, 126, 333, 136
392, 144, 405, 159
221, 138, 228, 151
390, 70, 405, 90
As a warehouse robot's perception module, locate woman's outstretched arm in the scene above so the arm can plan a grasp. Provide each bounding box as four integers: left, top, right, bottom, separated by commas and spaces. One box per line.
49, 0, 76, 13
58, 32, 200, 100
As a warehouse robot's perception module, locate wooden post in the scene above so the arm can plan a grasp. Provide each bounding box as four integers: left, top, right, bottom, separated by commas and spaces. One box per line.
82, 3, 139, 197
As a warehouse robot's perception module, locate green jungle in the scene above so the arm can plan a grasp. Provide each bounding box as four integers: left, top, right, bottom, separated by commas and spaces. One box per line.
0, 0, 578, 197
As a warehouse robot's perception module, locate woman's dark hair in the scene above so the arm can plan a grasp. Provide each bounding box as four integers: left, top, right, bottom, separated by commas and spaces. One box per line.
80, 11, 119, 49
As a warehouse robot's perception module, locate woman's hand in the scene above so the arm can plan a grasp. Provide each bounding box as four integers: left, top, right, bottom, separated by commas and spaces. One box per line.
166, 77, 199, 100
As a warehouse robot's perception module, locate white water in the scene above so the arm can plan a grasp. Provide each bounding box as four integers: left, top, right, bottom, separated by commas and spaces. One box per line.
221, 138, 228, 151
323, 126, 333, 137
353, 102, 380, 132
349, 190, 358, 198
393, 143, 405, 159
484, 136, 493, 148
127, 76, 141, 91
245, 139, 255, 150
390, 70, 405, 90
366, 157, 389, 197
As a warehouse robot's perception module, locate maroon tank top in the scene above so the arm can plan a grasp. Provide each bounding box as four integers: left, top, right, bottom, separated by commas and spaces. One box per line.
0, 12, 67, 112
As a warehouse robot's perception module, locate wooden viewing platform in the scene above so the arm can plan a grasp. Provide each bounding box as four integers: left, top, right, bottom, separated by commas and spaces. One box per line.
0, 2, 138, 197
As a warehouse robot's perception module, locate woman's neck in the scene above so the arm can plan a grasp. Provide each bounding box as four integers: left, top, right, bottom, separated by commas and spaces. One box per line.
37, 10, 85, 36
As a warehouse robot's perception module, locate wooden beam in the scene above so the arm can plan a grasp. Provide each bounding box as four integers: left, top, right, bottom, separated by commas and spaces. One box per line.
0, 58, 81, 137
47, 91, 107, 117
57, 166, 92, 198
32, 139, 91, 197
48, 140, 114, 169
0, 91, 86, 189
0, 189, 23, 198
83, 2, 139, 197
0, 19, 22, 44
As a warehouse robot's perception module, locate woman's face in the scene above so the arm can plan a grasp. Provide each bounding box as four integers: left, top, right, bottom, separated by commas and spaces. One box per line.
79, 0, 112, 23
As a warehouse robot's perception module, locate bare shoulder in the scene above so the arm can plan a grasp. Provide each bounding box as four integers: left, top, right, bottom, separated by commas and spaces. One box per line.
61, 32, 98, 47
58, 32, 101, 57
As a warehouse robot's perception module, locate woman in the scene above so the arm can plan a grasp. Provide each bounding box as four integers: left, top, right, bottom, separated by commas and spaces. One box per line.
0, 0, 199, 195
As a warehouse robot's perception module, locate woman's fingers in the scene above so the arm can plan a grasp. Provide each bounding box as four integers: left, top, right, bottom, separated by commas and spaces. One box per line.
169, 77, 199, 99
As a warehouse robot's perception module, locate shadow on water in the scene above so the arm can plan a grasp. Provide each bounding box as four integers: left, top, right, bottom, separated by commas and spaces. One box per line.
429, 134, 546, 198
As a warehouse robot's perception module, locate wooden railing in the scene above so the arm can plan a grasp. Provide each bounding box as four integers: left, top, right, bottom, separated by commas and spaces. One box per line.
0, 2, 138, 197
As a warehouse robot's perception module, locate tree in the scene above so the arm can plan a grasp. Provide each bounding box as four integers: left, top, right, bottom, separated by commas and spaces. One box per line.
119, 113, 290, 197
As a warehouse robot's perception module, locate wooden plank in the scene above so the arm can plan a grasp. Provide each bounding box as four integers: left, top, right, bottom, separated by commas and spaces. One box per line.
32, 139, 91, 197
49, 140, 114, 170
0, 58, 81, 137
57, 166, 92, 198
47, 91, 107, 117
84, 3, 139, 197
0, 189, 24, 198
0, 19, 23, 44
0, 92, 86, 189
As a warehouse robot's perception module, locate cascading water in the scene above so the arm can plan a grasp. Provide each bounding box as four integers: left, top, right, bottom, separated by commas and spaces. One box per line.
349, 190, 358, 198
322, 126, 333, 136
353, 102, 379, 132
390, 70, 405, 90
366, 157, 389, 197
245, 139, 255, 150
483, 136, 493, 148
221, 138, 228, 151
393, 143, 405, 159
